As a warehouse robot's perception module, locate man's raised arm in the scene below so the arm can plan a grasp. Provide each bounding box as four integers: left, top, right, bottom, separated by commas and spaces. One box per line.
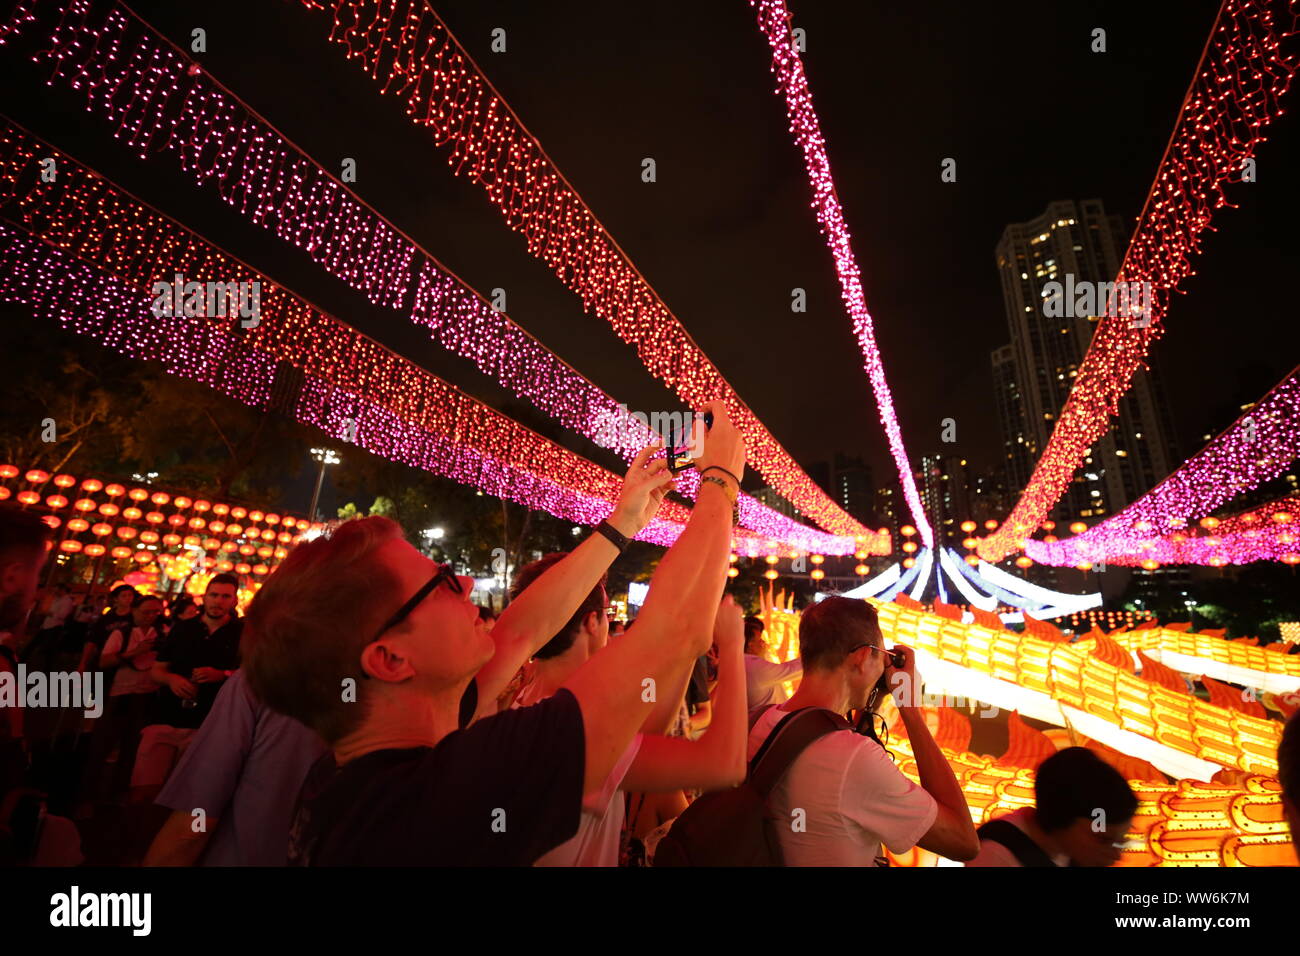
563, 401, 744, 792
470, 444, 675, 720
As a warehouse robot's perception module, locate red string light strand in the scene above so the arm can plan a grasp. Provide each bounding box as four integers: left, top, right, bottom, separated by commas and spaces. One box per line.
1026, 367, 1300, 567
0, 0, 862, 554
0, 122, 746, 550
282, 0, 870, 538
980, 0, 1300, 561
749, 0, 934, 548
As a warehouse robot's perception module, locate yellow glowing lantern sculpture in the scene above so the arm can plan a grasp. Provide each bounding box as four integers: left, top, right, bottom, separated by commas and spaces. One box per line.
768, 598, 1295, 867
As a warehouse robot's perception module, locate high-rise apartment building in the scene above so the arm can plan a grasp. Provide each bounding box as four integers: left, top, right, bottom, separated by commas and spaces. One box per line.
991, 343, 1034, 495
920, 454, 972, 546
833, 453, 874, 527
992, 199, 1177, 522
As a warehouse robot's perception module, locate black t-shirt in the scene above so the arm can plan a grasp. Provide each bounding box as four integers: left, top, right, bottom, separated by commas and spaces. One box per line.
685, 655, 710, 714
88, 612, 133, 650
288, 688, 586, 866
153, 615, 243, 728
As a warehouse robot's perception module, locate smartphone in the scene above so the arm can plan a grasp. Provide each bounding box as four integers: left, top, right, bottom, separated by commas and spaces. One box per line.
667, 410, 714, 475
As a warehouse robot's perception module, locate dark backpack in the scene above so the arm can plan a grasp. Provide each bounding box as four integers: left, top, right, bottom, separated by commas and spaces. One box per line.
653, 706, 850, 866
975, 819, 1058, 867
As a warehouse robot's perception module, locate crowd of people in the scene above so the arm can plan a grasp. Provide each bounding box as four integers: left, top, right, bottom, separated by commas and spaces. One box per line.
1, 401, 1298, 867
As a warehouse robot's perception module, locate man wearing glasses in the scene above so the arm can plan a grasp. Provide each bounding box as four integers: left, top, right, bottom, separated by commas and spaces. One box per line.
244, 402, 744, 865
745, 596, 979, 866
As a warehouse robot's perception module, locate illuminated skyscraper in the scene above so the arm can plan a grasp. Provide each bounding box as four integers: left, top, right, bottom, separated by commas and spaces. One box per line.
920, 453, 971, 546
991, 343, 1033, 495
993, 199, 1176, 522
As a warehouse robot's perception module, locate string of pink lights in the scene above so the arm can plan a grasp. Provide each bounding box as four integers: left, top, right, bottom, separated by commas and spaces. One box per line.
0, 223, 709, 547
749, 0, 933, 549
980, 0, 1300, 562
1026, 369, 1300, 568
0, 126, 747, 551
285, 0, 872, 539
0, 0, 868, 556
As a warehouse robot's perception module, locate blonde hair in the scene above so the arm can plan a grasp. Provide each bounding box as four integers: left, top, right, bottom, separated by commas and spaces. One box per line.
244, 516, 405, 742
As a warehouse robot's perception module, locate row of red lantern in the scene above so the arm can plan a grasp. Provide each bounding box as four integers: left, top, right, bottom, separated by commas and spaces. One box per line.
727, 551, 873, 581
0, 466, 320, 534
53, 538, 273, 578
35, 509, 305, 549
44, 516, 292, 559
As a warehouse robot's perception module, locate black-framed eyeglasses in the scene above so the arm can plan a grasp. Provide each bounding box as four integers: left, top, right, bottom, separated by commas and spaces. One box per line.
370, 563, 464, 645
849, 642, 904, 668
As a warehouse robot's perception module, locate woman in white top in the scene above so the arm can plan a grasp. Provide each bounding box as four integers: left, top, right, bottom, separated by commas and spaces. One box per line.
77, 594, 164, 814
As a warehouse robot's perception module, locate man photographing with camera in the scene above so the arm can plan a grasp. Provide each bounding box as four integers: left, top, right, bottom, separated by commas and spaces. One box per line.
744, 597, 979, 866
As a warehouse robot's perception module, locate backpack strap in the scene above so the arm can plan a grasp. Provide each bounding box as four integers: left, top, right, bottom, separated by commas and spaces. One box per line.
747, 704, 775, 731
748, 707, 851, 797
976, 819, 1058, 867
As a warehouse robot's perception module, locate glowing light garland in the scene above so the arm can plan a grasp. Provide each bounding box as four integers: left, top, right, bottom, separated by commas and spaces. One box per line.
0, 0, 867, 557
749, 0, 932, 547
1027, 369, 1300, 567
980, 0, 1300, 561
0, 128, 762, 551
281, 0, 871, 539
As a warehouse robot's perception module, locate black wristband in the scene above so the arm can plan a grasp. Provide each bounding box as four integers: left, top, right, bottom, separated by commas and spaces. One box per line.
593, 519, 630, 553
700, 465, 741, 487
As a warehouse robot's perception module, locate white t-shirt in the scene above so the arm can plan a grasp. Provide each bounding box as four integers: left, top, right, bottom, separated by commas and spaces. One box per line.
744, 655, 803, 712
102, 626, 158, 697
512, 680, 643, 867
533, 732, 643, 867
965, 807, 1068, 867
746, 705, 937, 866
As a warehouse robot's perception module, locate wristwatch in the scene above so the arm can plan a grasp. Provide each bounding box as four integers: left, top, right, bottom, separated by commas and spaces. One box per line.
593, 519, 630, 553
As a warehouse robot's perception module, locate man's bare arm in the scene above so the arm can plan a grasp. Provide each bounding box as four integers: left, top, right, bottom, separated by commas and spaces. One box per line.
143, 809, 214, 866
890, 647, 979, 862
471, 446, 673, 721
564, 401, 743, 793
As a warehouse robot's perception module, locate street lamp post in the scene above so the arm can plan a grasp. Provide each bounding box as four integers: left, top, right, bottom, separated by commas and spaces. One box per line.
308, 448, 341, 523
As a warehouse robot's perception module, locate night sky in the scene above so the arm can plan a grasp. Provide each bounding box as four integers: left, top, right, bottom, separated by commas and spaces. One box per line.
4, 0, 1298, 506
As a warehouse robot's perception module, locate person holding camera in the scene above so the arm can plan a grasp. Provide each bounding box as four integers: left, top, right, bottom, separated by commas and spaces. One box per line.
243, 401, 744, 865
744, 596, 979, 865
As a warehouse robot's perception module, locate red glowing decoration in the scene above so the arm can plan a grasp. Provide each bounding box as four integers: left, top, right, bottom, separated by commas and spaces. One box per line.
751, 0, 934, 546
0, 0, 863, 543
981, 0, 1300, 561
